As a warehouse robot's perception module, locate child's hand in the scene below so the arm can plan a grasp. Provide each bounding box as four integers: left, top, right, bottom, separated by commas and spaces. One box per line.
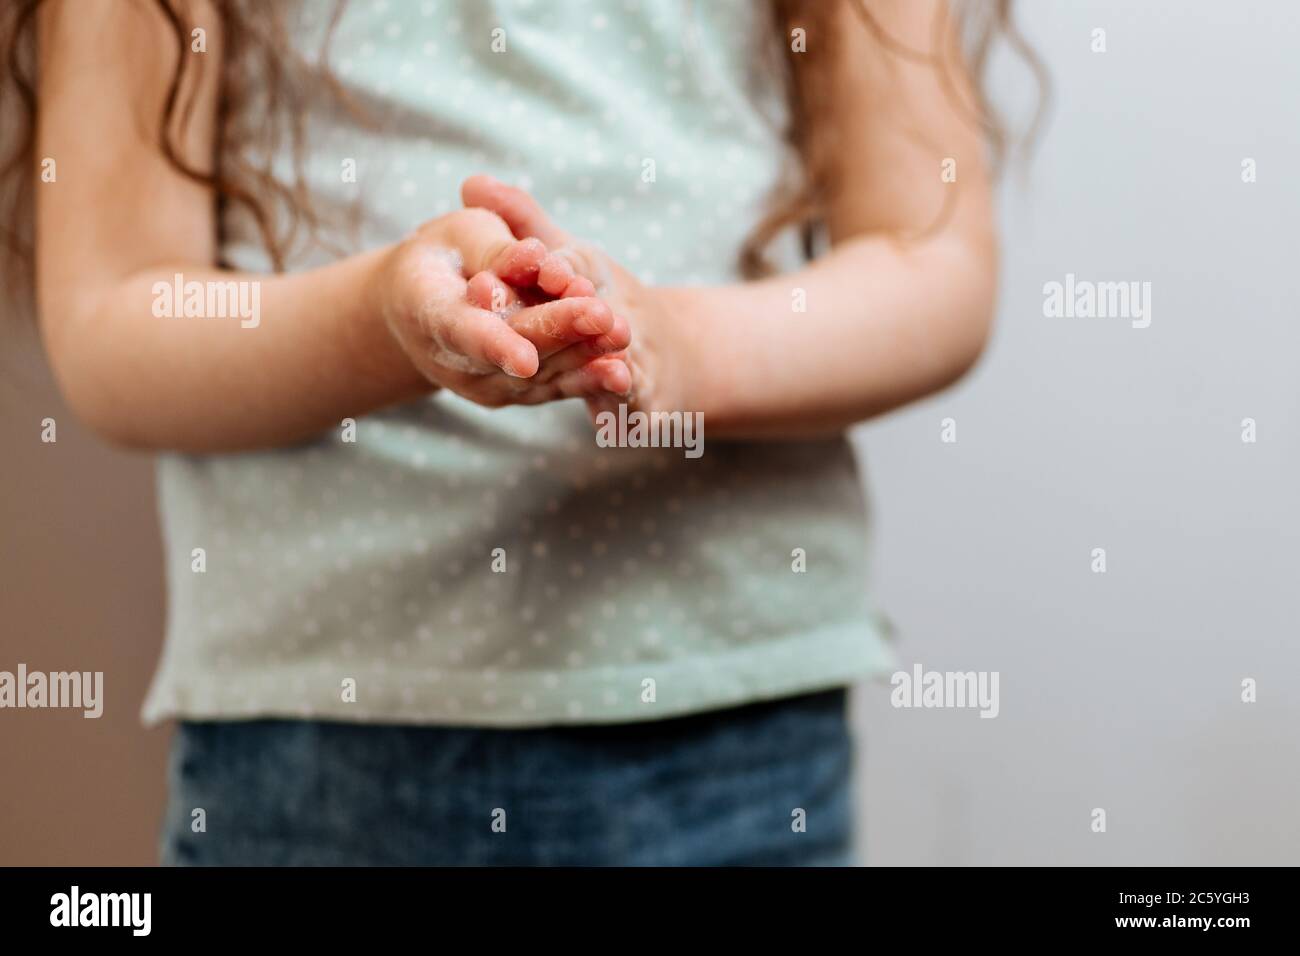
374, 209, 628, 408
464, 263, 633, 401
461, 176, 689, 420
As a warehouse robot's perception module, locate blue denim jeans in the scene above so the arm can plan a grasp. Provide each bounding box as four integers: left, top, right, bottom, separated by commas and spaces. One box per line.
161, 688, 855, 866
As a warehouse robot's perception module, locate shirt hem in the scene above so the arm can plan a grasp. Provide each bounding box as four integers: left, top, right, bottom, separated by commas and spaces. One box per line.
140, 625, 897, 729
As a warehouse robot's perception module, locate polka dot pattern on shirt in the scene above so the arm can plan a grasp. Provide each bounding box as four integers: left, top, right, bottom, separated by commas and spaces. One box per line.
142, 0, 894, 728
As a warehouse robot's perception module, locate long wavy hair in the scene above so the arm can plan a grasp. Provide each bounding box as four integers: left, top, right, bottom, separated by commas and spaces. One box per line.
0, 0, 1047, 314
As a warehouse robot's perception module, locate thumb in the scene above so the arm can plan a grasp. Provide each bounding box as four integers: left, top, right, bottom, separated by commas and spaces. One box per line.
461, 175, 570, 249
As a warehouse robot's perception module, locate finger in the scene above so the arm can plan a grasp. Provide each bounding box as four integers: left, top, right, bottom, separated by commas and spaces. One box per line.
537, 252, 577, 298
466, 270, 523, 315
507, 297, 615, 358
461, 174, 571, 248
537, 253, 601, 301
536, 340, 628, 385
562, 275, 597, 298
553, 356, 632, 399
535, 317, 631, 382
437, 301, 540, 378
485, 237, 548, 287
436, 207, 547, 284
458, 178, 612, 292
595, 314, 631, 353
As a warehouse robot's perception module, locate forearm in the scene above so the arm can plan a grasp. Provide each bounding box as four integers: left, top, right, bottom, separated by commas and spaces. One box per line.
677, 233, 997, 439
40, 247, 430, 453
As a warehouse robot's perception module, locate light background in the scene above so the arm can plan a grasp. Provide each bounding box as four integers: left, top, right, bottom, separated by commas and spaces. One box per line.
2, 0, 1297, 865
855, 0, 1299, 864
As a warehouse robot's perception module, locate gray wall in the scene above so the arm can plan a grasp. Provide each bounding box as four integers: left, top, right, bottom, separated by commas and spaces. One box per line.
854, 0, 1300, 864
2, 0, 1295, 866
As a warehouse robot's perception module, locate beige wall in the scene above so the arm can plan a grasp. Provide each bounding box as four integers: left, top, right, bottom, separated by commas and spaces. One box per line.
1, 328, 168, 865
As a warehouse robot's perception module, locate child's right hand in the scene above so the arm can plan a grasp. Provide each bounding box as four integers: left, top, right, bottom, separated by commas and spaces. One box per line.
374, 209, 631, 409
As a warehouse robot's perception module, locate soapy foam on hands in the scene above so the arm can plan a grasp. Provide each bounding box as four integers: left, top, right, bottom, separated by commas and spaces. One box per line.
428, 325, 486, 375
428, 238, 588, 374
436, 248, 465, 276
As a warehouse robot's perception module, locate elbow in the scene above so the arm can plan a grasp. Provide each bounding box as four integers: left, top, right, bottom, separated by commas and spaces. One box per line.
926, 235, 999, 393
948, 283, 996, 386
81, 413, 162, 454
38, 311, 156, 453
46, 358, 154, 452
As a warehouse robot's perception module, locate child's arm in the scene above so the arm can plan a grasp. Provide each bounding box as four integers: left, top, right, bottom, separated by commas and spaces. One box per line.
33, 1, 625, 453
676, 0, 998, 437
468, 0, 998, 438
665, 232, 996, 439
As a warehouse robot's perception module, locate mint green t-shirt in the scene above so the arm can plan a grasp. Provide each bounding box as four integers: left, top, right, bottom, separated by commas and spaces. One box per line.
142, 0, 895, 727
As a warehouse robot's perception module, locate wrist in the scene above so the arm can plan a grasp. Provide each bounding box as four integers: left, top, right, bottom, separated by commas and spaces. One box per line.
655, 286, 733, 422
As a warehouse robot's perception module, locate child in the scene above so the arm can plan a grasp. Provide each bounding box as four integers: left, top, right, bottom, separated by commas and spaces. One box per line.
3, 0, 1008, 864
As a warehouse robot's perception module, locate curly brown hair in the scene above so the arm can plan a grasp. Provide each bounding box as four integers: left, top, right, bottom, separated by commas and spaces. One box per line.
0, 0, 1046, 314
